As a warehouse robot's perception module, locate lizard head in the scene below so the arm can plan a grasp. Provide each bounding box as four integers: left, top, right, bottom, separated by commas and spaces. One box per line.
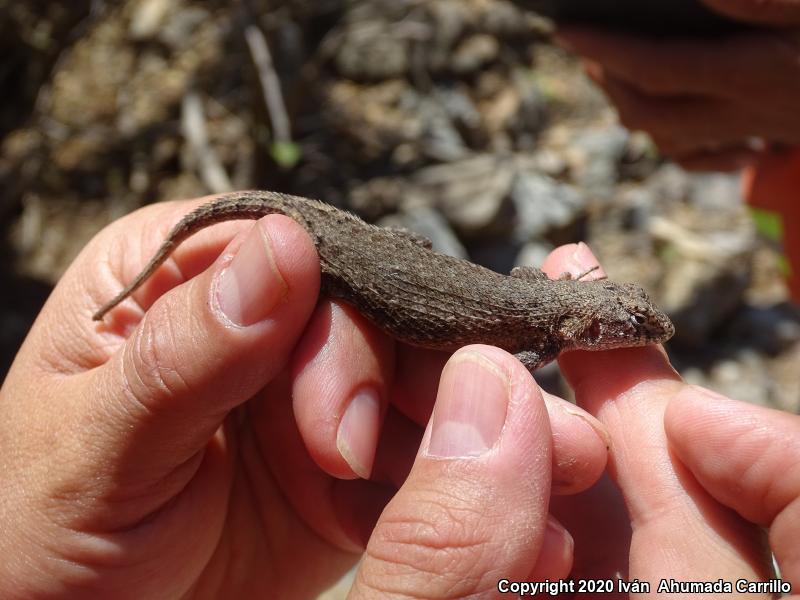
562, 282, 675, 350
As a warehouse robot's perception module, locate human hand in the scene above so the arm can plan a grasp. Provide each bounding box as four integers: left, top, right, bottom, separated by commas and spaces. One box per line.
544, 243, 787, 596
665, 388, 800, 597
0, 197, 609, 598
555, 0, 800, 171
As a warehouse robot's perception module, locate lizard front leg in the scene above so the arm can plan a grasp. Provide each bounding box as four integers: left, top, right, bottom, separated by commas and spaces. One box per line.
513, 349, 557, 372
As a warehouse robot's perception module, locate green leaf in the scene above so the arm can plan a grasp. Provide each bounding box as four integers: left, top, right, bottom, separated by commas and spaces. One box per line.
270, 141, 301, 169
750, 207, 784, 242
750, 208, 791, 276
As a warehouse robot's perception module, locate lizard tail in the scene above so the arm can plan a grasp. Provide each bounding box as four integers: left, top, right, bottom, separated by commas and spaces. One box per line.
92, 192, 302, 321
92, 238, 179, 321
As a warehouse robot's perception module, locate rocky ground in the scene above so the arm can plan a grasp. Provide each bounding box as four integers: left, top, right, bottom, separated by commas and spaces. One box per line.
1, 0, 797, 415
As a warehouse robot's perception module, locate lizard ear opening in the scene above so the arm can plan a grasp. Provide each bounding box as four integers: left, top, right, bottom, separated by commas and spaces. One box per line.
558, 316, 602, 347
557, 315, 582, 340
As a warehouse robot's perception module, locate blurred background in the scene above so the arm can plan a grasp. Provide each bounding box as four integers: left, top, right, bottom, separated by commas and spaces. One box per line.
0, 0, 798, 411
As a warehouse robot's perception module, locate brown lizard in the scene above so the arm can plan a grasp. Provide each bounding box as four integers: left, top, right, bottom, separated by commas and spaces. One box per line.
93, 191, 674, 370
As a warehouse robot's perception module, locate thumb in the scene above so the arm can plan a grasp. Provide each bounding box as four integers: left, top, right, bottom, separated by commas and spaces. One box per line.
701, 0, 800, 25
351, 346, 572, 598
79, 215, 319, 511
666, 387, 800, 589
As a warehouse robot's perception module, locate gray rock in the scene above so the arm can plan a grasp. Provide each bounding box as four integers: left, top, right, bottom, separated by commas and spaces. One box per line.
437, 86, 482, 135
158, 7, 210, 50
419, 112, 470, 162
651, 217, 756, 344
514, 240, 556, 272
617, 185, 657, 232
688, 172, 743, 211
566, 125, 629, 197
528, 148, 568, 178
415, 155, 515, 236
510, 170, 587, 242
729, 304, 800, 355
664, 263, 750, 345
646, 164, 692, 204
450, 34, 500, 74
378, 204, 468, 259
129, 0, 170, 40
334, 25, 410, 80
466, 238, 523, 275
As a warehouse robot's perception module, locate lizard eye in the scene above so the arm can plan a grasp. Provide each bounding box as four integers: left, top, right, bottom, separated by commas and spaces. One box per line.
631, 313, 647, 326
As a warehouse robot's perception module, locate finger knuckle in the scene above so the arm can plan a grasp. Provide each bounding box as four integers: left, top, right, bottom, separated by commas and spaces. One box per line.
361, 489, 496, 597
123, 308, 194, 404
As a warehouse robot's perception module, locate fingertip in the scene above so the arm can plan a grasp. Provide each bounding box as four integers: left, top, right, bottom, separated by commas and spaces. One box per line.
423, 344, 554, 490
291, 301, 394, 480
426, 346, 517, 459
664, 384, 708, 437
336, 387, 382, 480
263, 215, 321, 294
212, 214, 320, 327
664, 384, 762, 449
664, 384, 757, 461
543, 393, 609, 494
527, 516, 574, 581
541, 242, 607, 280
354, 345, 554, 597
665, 384, 800, 531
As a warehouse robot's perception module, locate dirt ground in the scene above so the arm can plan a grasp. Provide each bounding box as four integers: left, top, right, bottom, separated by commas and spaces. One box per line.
2, 1, 799, 597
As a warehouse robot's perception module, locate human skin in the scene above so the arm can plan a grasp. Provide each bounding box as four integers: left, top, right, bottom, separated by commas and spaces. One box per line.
0, 196, 797, 598
554, 0, 800, 171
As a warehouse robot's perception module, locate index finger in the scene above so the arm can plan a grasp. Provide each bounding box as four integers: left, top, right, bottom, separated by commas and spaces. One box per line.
543, 243, 770, 583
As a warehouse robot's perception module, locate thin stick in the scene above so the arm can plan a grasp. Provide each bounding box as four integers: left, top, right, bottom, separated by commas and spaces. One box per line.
244, 24, 292, 145
181, 91, 232, 193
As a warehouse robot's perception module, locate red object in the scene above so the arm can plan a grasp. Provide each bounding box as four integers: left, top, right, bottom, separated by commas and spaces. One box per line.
743, 150, 800, 301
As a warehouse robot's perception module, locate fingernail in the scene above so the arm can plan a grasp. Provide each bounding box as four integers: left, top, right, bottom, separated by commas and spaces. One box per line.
337, 388, 381, 479
215, 222, 288, 326
427, 351, 509, 458
566, 242, 605, 279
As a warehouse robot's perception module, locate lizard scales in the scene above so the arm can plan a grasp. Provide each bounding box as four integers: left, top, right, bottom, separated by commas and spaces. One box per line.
93, 191, 674, 370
